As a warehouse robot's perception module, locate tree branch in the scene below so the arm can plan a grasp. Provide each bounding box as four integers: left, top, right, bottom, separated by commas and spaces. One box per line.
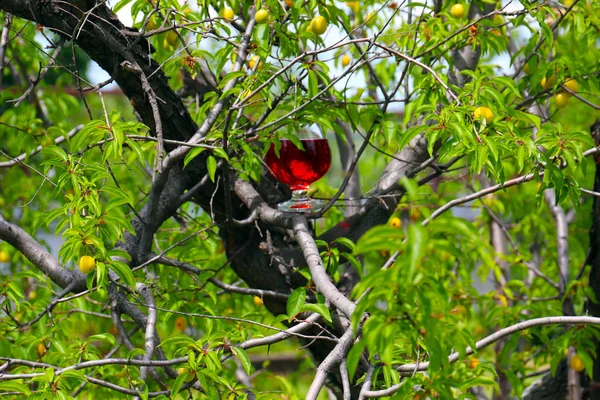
0, 214, 86, 291
306, 325, 356, 400
136, 283, 157, 383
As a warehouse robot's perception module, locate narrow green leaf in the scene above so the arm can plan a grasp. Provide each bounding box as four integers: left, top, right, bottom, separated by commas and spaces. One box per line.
171, 369, 187, 397
308, 69, 318, 98
41, 145, 68, 161
231, 347, 253, 375
207, 156, 217, 182
88, 333, 118, 347
286, 287, 306, 318
109, 260, 136, 289
407, 224, 424, 282
0, 382, 31, 395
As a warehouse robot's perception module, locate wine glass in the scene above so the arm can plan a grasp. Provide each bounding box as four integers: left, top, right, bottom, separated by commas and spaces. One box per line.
265, 128, 332, 212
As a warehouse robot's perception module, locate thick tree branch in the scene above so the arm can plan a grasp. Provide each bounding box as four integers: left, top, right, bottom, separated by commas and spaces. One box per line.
0, 214, 86, 291
292, 215, 356, 318
306, 325, 356, 400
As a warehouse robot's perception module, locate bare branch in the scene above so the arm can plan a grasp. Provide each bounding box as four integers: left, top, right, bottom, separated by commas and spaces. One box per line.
136, 283, 157, 383
306, 325, 356, 400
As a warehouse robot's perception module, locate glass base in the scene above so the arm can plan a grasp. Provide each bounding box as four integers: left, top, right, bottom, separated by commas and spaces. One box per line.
278, 189, 324, 212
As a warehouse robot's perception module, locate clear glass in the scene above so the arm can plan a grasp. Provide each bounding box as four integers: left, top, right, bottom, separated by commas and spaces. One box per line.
265, 128, 332, 212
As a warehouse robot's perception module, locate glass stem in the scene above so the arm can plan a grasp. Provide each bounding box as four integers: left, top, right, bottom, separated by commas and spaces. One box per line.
291, 189, 309, 204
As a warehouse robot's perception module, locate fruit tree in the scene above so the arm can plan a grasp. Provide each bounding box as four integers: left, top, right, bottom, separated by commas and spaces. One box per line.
0, 0, 599, 399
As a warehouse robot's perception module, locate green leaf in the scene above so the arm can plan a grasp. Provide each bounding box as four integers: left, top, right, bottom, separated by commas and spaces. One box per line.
171, 369, 187, 397
44, 367, 55, 383
0, 382, 31, 395
231, 347, 253, 375
160, 335, 196, 349
109, 260, 136, 289
207, 156, 217, 182
41, 145, 68, 161
577, 351, 594, 378
346, 341, 365, 381
184, 147, 205, 168
397, 125, 426, 152
212, 148, 229, 160
333, 237, 355, 252
218, 71, 247, 89
88, 333, 118, 347
406, 224, 424, 282
308, 69, 319, 98
286, 287, 306, 318
299, 303, 332, 323
355, 226, 405, 254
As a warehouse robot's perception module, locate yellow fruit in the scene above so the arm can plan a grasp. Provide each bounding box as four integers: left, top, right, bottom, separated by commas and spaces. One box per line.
146, 16, 158, 30
564, 79, 578, 92
564, 0, 574, 6
390, 217, 401, 228
42, 135, 53, 147
175, 316, 186, 331
492, 14, 505, 25
311, 16, 328, 35
474, 106, 494, 124
247, 55, 264, 70
222, 7, 235, 21
242, 89, 262, 105
165, 30, 178, 46
78, 255, 96, 274
554, 92, 570, 109
365, 12, 376, 27
468, 358, 481, 369
450, 4, 465, 18
178, 367, 188, 375
541, 74, 556, 89
29, 291, 37, 300
341, 54, 351, 67
523, 63, 531, 74
253, 296, 264, 306
0, 251, 9, 263
306, 24, 313, 33
255, 9, 269, 24
346, 1, 360, 13
570, 354, 584, 372
496, 294, 508, 307
410, 208, 421, 221
36, 343, 46, 357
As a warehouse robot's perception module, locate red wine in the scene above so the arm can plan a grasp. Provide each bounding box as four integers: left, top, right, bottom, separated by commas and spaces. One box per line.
265, 139, 331, 191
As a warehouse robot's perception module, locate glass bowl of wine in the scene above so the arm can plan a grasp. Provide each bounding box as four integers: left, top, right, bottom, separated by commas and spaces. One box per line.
265, 128, 331, 212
